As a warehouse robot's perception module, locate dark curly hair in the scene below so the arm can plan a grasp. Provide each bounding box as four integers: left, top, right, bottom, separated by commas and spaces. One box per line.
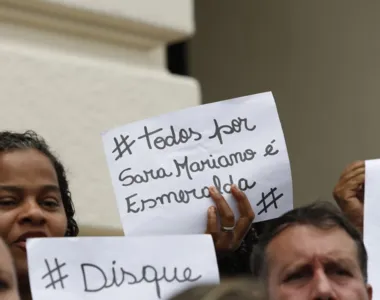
0, 130, 79, 237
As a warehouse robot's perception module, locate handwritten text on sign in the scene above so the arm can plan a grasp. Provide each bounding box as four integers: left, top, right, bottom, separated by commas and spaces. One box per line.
27, 236, 219, 300
102, 92, 293, 235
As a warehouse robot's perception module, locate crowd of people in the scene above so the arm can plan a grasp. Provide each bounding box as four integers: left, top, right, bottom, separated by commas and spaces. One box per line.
0, 130, 370, 300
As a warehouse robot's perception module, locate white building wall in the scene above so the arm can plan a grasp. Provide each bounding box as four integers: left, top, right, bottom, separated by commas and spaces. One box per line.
0, 0, 199, 235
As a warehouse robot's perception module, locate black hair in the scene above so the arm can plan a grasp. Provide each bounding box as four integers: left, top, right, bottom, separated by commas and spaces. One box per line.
251, 201, 367, 282
0, 130, 79, 237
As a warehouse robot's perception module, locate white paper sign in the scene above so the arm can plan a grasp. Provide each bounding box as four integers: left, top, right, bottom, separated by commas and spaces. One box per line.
102, 92, 293, 235
364, 159, 380, 298
27, 235, 219, 300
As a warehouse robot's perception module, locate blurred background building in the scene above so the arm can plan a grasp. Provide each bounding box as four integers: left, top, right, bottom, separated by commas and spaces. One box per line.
1, 0, 378, 234
188, 0, 380, 214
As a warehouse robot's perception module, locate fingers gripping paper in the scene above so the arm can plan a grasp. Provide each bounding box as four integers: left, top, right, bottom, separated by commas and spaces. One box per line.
102, 92, 293, 235
27, 235, 219, 300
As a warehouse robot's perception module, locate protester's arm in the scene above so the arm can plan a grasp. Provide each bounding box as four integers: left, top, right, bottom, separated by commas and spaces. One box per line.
333, 161, 365, 233
215, 225, 259, 276
205, 185, 256, 275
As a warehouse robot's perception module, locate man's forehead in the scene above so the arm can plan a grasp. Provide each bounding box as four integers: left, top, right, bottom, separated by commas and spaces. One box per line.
266, 224, 359, 265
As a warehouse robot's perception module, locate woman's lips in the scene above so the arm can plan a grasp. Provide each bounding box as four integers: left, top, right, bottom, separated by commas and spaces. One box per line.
13, 232, 47, 253
14, 241, 27, 252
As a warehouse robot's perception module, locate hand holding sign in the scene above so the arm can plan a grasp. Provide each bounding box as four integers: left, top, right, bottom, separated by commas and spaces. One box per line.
206, 185, 254, 251
102, 92, 293, 239
27, 236, 219, 300
333, 160, 365, 232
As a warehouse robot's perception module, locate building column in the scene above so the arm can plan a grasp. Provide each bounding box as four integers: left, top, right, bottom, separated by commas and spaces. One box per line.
0, 0, 199, 235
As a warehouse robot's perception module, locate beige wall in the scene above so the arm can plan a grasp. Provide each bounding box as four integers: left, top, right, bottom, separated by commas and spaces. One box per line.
0, 0, 198, 234
189, 0, 380, 208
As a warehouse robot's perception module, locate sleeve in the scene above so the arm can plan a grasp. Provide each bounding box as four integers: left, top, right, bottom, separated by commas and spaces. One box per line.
216, 225, 259, 277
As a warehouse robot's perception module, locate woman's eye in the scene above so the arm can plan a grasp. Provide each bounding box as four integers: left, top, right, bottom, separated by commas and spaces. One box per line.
40, 198, 59, 208
0, 197, 17, 206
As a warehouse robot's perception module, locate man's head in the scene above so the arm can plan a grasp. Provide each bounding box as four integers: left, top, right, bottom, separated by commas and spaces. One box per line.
251, 202, 372, 300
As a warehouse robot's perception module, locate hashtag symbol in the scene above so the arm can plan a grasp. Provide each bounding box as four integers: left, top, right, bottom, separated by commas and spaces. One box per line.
42, 258, 69, 289
256, 187, 284, 216
112, 134, 136, 161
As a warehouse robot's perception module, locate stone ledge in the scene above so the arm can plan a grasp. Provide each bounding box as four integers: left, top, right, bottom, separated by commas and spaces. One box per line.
0, 0, 194, 49
43, 0, 194, 35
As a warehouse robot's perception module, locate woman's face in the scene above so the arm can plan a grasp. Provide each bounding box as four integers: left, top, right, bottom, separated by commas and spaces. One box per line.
0, 239, 19, 300
0, 149, 68, 279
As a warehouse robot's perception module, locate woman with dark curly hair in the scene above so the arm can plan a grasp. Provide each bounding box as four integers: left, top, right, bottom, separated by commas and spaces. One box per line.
0, 130, 257, 299
0, 131, 78, 300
